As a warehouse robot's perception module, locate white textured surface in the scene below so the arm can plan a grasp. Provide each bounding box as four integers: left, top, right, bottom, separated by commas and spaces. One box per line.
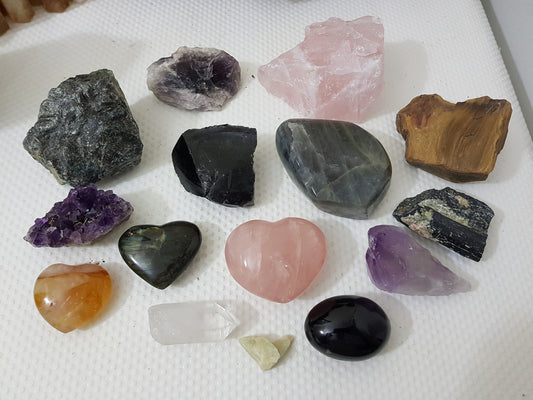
1, 1, 532, 399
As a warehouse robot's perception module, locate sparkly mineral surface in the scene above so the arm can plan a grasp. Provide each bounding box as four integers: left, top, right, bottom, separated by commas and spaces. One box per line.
118, 221, 202, 289
366, 225, 471, 295
24, 185, 133, 247
276, 119, 391, 219
148, 302, 239, 345
393, 187, 494, 261
172, 125, 257, 207
258, 16, 384, 122
34, 263, 112, 333
147, 46, 241, 111
304, 295, 390, 361
23, 69, 143, 186
225, 218, 327, 303
396, 94, 512, 182
239, 335, 294, 370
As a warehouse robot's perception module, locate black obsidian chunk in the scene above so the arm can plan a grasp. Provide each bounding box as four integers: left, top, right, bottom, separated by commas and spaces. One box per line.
304, 295, 391, 361
23, 69, 143, 186
393, 187, 495, 262
172, 125, 257, 207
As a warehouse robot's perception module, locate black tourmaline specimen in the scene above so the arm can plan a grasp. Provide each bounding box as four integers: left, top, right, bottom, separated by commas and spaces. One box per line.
23, 69, 143, 186
172, 125, 257, 207
393, 187, 494, 262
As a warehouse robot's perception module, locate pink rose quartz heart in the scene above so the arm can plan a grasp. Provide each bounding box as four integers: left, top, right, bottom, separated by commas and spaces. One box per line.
225, 218, 327, 303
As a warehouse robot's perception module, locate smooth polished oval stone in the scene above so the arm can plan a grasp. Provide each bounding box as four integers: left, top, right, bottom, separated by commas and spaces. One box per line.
304, 295, 390, 360
34, 263, 112, 333
118, 221, 201, 289
276, 119, 391, 219
225, 217, 327, 303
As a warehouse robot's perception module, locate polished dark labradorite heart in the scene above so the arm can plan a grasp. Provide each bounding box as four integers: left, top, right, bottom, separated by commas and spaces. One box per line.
276, 119, 392, 219
118, 221, 201, 289
304, 295, 390, 360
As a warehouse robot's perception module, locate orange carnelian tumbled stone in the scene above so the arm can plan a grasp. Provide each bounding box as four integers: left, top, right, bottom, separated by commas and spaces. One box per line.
34, 263, 112, 333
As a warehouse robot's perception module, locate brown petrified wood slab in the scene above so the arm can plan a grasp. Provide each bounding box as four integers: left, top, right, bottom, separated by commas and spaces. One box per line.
396, 94, 512, 182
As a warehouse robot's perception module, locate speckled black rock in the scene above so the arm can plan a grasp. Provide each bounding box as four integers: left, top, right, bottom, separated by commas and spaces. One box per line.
393, 187, 494, 261
304, 295, 390, 361
276, 119, 392, 219
23, 69, 143, 186
118, 221, 202, 290
172, 125, 257, 207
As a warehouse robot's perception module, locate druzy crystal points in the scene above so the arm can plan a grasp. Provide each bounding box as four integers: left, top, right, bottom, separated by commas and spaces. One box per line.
276, 119, 391, 219
366, 225, 471, 295
119, 221, 202, 289
172, 125, 257, 207
304, 295, 390, 361
34, 263, 112, 333
148, 302, 239, 345
396, 94, 512, 182
393, 187, 494, 261
258, 16, 384, 122
23, 69, 143, 186
225, 218, 327, 303
24, 185, 133, 247
147, 47, 241, 111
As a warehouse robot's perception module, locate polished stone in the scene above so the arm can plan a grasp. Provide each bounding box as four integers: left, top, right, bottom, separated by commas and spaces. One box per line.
258, 16, 384, 122
118, 221, 201, 289
24, 185, 133, 247
366, 225, 471, 295
225, 218, 327, 303
397, 94, 512, 182
34, 263, 112, 333
276, 119, 391, 219
239, 335, 294, 370
172, 125, 257, 207
304, 295, 390, 361
148, 302, 239, 345
147, 46, 241, 111
23, 69, 143, 186
393, 187, 494, 261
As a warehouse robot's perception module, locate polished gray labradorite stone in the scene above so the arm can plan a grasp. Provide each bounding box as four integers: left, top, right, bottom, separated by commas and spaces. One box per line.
276, 119, 391, 219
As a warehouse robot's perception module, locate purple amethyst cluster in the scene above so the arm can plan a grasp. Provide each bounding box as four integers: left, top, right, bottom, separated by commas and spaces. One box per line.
24, 185, 133, 247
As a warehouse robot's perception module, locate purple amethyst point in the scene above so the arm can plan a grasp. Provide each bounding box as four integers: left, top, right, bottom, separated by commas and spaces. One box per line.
24, 185, 133, 247
366, 225, 470, 296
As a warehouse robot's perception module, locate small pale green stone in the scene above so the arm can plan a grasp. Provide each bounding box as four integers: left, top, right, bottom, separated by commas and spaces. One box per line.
239, 335, 294, 370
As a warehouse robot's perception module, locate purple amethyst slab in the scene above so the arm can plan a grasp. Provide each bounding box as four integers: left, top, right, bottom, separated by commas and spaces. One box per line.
24, 185, 133, 247
366, 225, 470, 296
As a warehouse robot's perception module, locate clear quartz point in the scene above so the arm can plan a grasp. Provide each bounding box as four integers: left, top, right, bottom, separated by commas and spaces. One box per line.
148, 301, 239, 345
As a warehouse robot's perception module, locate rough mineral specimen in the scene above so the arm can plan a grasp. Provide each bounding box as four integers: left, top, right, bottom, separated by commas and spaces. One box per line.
366, 225, 471, 295
148, 302, 239, 345
258, 16, 384, 122
24, 185, 133, 247
393, 187, 494, 261
225, 218, 327, 303
304, 296, 390, 361
147, 46, 241, 111
118, 221, 202, 289
23, 69, 143, 186
34, 263, 112, 333
396, 94, 512, 182
276, 119, 391, 219
239, 335, 294, 370
172, 125, 257, 207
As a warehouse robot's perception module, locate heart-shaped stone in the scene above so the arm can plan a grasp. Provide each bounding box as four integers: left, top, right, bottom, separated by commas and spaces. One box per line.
118, 221, 202, 289
225, 218, 327, 303
34, 263, 112, 333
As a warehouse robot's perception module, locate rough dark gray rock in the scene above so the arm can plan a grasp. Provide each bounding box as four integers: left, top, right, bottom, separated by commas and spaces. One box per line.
23, 69, 143, 186
393, 187, 495, 262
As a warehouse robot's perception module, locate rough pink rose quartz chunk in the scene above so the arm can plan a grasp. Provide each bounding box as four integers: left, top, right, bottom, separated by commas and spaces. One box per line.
258, 16, 384, 123
366, 225, 470, 296
225, 218, 327, 303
